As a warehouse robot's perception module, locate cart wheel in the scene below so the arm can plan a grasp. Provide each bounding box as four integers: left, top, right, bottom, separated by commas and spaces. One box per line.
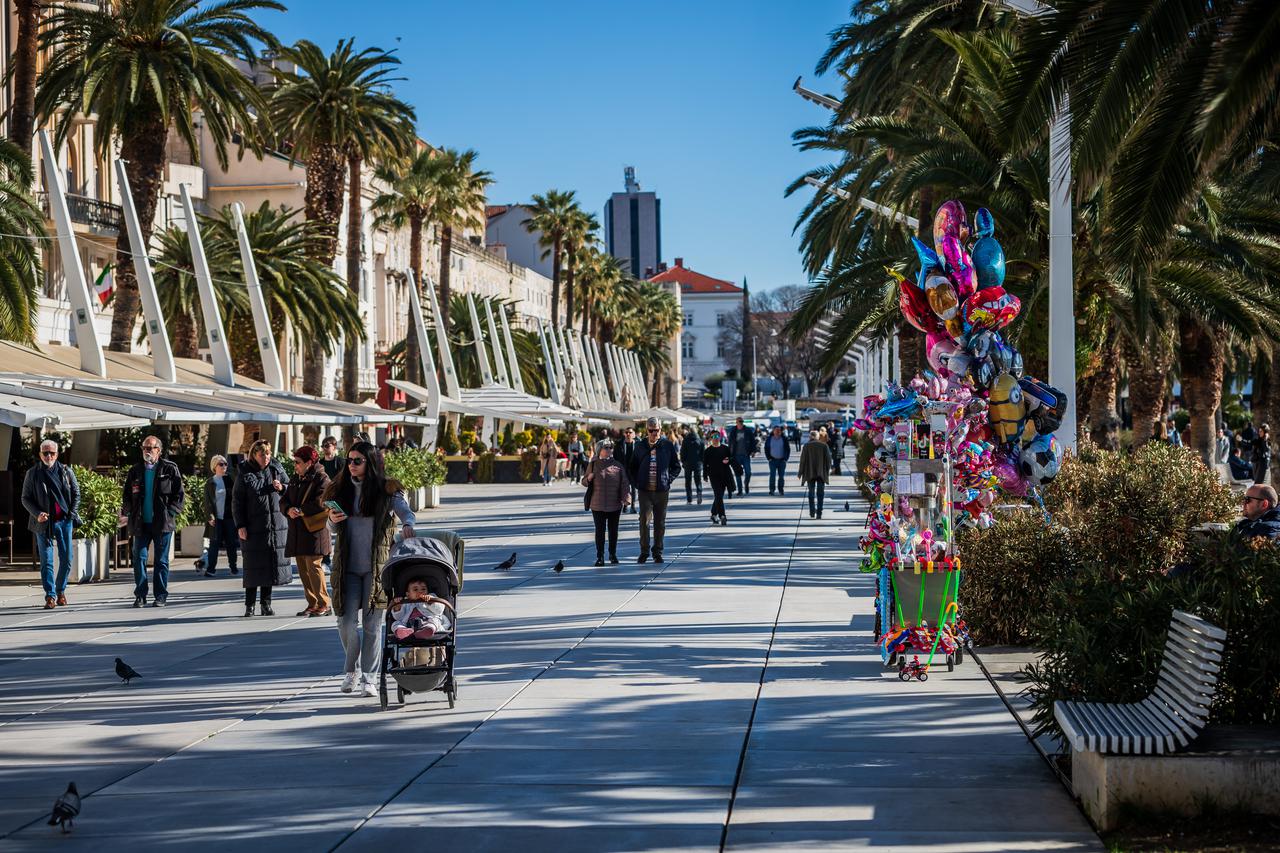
396, 686, 405, 704
886, 652, 898, 669
448, 685, 457, 709
378, 670, 389, 710
918, 671, 928, 682
955, 647, 964, 665
947, 653, 955, 673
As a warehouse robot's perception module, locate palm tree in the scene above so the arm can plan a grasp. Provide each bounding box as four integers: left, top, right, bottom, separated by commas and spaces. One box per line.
613, 279, 680, 405
429, 149, 493, 331
561, 206, 597, 334
576, 247, 625, 339
35, 0, 281, 352
268, 38, 416, 400
6, 0, 42, 161
150, 224, 245, 359
0, 137, 44, 342
524, 189, 576, 326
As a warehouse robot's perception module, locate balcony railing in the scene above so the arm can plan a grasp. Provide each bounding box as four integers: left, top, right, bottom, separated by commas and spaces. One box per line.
37, 191, 123, 236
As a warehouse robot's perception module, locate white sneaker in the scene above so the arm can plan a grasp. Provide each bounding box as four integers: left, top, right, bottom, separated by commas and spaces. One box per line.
340, 672, 358, 693
361, 674, 378, 697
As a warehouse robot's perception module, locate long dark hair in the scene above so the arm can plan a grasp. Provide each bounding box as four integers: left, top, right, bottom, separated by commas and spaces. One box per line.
332, 441, 386, 517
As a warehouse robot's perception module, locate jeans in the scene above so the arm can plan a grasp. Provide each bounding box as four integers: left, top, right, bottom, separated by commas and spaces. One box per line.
768, 459, 787, 494
541, 461, 554, 485
710, 482, 727, 519
807, 480, 826, 515
637, 490, 670, 557
338, 571, 382, 676
36, 517, 74, 597
207, 515, 238, 573
132, 529, 172, 600
733, 454, 752, 493
684, 467, 702, 502
592, 509, 621, 558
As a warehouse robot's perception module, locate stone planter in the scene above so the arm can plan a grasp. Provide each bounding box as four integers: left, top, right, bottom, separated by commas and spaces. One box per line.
424, 484, 441, 508
178, 525, 206, 557
71, 536, 98, 583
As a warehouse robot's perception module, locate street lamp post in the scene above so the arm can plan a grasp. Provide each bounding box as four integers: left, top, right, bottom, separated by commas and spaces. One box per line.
752, 336, 758, 408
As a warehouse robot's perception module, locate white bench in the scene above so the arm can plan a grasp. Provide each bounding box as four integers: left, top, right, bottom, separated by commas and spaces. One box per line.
1054, 609, 1227, 755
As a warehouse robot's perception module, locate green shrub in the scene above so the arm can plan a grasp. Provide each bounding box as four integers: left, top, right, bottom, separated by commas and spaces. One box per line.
957, 510, 1075, 645
518, 448, 540, 481
175, 474, 206, 529
1045, 441, 1236, 577
439, 421, 460, 455
514, 429, 533, 449
500, 423, 517, 455
459, 430, 477, 452
475, 450, 496, 483
72, 466, 122, 541
384, 448, 447, 489
1024, 533, 1280, 738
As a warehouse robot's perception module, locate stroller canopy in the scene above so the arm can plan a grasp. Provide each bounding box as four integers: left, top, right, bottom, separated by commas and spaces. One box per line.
381, 536, 460, 600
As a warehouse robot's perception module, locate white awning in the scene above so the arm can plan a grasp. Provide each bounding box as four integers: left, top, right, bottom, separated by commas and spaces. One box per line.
0, 395, 151, 431
388, 379, 558, 428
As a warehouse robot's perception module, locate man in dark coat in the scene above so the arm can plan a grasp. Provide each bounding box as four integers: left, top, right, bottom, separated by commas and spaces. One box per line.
233, 440, 291, 617
616, 426, 639, 513
629, 418, 681, 563
1236, 484, 1280, 541
763, 425, 792, 497
726, 417, 757, 495
118, 435, 184, 607
21, 439, 80, 609
679, 426, 704, 505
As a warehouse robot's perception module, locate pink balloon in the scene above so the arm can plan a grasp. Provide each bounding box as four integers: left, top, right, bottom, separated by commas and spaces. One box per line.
938, 235, 978, 302
993, 457, 1029, 497
932, 200, 969, 259
926, 331, 961, 375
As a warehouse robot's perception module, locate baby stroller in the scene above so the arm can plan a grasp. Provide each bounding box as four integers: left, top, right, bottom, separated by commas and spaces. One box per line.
378, 537, 460, 710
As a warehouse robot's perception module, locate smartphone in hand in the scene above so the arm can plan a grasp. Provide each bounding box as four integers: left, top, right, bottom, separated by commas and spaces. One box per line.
324, 500, 346, 515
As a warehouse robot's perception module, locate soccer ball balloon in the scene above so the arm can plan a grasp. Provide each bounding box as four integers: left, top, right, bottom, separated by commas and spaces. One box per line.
1019, 434, 1061, 485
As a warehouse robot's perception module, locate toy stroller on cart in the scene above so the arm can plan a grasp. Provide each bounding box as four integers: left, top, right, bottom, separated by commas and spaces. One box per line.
378, 537, 460, 710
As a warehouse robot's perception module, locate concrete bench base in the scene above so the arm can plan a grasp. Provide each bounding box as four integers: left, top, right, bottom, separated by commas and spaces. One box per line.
1072, 726, 1280, 830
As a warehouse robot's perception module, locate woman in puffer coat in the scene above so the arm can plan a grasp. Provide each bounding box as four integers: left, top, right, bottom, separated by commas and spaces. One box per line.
233, 439, 291, 617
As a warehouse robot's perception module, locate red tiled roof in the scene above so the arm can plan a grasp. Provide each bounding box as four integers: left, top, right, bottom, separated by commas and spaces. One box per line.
485, 205, 512, 220
649, 261, 742, 294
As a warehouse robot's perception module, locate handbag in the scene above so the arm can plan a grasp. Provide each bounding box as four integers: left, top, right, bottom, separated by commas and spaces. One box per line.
582, 460, 595, 511
299, 478, 329, 534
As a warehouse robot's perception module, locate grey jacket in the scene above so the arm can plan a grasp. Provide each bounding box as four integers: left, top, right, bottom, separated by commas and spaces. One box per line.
21, 462, 81, 534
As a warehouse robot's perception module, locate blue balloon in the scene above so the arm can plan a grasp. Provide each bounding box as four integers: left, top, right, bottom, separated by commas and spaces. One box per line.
911, 236, 944, 291
971, 235, 1006, 288
974, 207, 996, 238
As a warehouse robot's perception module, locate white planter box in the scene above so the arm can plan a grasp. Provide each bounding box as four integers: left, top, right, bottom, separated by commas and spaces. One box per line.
424, 485, 441, 508
71, 537, 97, 583
178, 525, 206, 557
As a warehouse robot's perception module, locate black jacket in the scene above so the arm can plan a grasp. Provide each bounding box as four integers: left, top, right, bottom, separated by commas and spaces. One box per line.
680, 433, 704, 470
120, 458, 184, 536
726, 424, 758, 457
616, 438, 637, 473
21, 462, 81, 534
1235, 507, 1280, 541
702, 444, 734, 488
232, 458, 291, 587
630, 438, 681, 493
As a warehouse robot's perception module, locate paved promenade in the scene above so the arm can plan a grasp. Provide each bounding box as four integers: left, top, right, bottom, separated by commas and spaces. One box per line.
0, 474, 1098, 851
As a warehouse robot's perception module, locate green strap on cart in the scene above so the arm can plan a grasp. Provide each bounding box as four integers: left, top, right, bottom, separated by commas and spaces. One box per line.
923, 571, 956, 668
890, 571, 905, 628
916, 575, 927, 625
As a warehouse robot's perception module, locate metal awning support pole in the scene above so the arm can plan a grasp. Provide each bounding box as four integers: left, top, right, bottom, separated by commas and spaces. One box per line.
179, 183, 235, 387
483, 299, 511, 387
589, 339, 612, 406
39, 131, 106, 378
423, 275, 461, 398
231, 202, 285, 390
466, 293, 494, 385
536, 321, 561, 403
543, 320, 565, 391
498, 307, 525, 392
605, 344, 625, 408
113, 159, 175, 382
406, 271, 442, 424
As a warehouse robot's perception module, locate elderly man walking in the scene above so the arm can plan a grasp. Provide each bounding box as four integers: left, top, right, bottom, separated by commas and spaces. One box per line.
629, 417, 680, 563
726, 417, 757, 495
21, 440, 80, 609
118, 436, 185, 607
764, 425, 791, 496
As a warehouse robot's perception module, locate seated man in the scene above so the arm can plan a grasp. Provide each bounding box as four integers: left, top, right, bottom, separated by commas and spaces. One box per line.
1228, 446, 1253, 481
1236, 484, 1280, 541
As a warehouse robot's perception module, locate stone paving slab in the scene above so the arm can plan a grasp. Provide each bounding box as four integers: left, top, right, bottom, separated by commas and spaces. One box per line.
0, 478, 1099, 851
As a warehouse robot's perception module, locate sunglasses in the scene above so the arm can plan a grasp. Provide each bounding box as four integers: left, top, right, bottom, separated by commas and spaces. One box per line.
41, 450, 56, 457
1243, 496, 1264, 504
346, 457, 366, 467
215, 461, 227, 467
142, 445, 161, 452
647, 428, 660, 433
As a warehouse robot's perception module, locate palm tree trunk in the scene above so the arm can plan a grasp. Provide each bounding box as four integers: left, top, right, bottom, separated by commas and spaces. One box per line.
405, 214, 423, 386
170, 310, 200, 360
565, 242, 576, 330
581, 294, 592, 337
1179, 316, 1225, 465
1088, 326, 1122, 450
302, 144, 346, 397
1125, 333, 1173, 449
9, 0, 40, 161
1251, 353, 1273, 430
110, 121, 167, 352
550, 238, 562, 326
342, 153, 363, 404
438, 224, 454, 331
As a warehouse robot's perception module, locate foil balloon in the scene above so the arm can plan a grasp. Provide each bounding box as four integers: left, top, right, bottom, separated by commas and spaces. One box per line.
926, 333, 962, 376
973, 207, 995, 238
988, 372, 1026, 444
963, 285, 1021, 331
970, 207, 1006, 289
990, 334, 1024, 378
1019, 434, 1062, 485
924, 272, 963, 338
938, 235, 978, 302
993, 456, 1030, 497
893, 272, 943, 334
932, 199, 969, 258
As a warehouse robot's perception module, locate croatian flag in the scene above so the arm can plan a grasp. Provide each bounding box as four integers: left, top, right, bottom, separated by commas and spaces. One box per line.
93, 264, 113, 307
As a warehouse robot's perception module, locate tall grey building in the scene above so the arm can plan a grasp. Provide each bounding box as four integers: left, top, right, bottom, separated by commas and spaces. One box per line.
604, 167, 661, 278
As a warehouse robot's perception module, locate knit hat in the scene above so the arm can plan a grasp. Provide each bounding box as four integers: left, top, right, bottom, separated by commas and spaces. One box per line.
293, 445, 319, 463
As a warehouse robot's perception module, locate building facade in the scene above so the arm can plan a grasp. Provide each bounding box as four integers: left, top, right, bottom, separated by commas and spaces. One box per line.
649, 259, 742, 396
604, 167, 661, 278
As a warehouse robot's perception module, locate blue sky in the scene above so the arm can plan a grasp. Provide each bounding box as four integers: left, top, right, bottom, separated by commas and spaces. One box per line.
262, 0, 850, 291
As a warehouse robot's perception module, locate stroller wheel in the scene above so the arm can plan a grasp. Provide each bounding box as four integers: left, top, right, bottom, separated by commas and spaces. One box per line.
378, 670, 389, 711
396, 686, 405, 704
955, 646, 964, 665
947, 653, 955, 673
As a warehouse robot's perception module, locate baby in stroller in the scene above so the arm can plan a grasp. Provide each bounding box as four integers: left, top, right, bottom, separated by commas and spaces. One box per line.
390, 578, 453, 640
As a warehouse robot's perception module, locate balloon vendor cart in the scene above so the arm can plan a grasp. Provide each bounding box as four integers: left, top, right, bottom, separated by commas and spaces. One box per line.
856, 199, 1068, 683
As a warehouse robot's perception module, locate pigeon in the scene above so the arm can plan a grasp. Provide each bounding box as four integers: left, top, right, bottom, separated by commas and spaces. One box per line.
114, 658, 141, 684
844, 501, 850, 512
553, 560, 564, 573
48, 782, 80, 832
494, 552, 517, 571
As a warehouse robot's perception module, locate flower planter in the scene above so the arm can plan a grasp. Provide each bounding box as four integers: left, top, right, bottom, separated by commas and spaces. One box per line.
71, 537, 97, 583
424, 485, 441, 508
178, 525, 206, 557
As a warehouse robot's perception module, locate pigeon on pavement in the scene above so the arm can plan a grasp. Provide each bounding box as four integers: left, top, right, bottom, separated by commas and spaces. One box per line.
48, 782, 80, 832
494, 552, 517, 570
114, 658, 141, 684
553, 560, 564, 573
